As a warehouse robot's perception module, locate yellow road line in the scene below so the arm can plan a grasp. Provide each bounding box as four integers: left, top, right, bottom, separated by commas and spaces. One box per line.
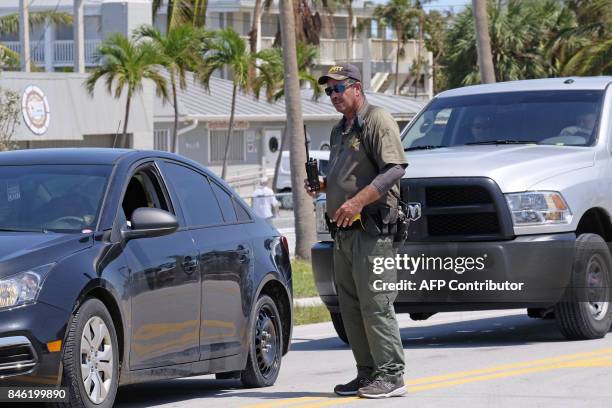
240, 348, 612, 408
243, 397, 327, 408
408, 355, 612, 393
407, 347, 612, 386
291, 397, 359, 408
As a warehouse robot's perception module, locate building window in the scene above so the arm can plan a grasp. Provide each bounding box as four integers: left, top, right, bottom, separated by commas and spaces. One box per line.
210, 130, 245, 163
154, 129, 170, 151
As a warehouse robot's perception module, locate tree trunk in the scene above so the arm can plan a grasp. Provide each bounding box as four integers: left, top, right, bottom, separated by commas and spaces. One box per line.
248, 0, 263, 83
415, 13, 424, 98
346, 0, 354, 62
221, 82, 238, 180
472, 0, 496, 83
117, 91, 131, 148
279, 0, 315, 260
395, 26, 401, 95
272, 127, 287, 193
171, 76, 179, 153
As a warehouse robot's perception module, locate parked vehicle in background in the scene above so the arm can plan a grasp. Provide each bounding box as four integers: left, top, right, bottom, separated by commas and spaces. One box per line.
312, 77, 612, 343
0, 148, 293, 408
275, 150, 330, 208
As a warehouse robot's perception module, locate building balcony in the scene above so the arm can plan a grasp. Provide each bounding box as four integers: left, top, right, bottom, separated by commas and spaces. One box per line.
1, 39, 102, 68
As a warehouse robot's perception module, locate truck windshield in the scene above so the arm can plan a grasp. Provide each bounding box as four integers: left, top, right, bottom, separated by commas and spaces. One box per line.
0, 165, 111, 233
402, 90, 604, 150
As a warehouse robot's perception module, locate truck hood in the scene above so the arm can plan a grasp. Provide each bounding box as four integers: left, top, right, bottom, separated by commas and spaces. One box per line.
403, 145, 596, 192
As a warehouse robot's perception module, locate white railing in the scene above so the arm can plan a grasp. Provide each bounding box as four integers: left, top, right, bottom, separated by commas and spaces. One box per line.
318, 39, 348, 64
1, 39, 102, 67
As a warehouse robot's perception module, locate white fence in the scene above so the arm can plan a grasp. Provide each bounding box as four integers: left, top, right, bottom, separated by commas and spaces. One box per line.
2, 39, 101, 67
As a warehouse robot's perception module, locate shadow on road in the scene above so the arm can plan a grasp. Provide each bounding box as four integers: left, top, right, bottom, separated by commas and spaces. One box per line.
115, 379, 334, 407
291, 314, 565, 351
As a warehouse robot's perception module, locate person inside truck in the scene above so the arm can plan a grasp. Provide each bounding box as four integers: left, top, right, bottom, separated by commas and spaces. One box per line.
468, 112, 495, 143
559, 106, 597, 138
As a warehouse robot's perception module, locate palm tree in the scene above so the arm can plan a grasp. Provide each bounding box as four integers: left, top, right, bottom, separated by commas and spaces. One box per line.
152, 0, 208, 31
278, 0, 315, 260
196, 28, 252, 180
472, 0, 495, 83
134, 24, 208, 153
424, 9, 451, 93
253, 43, 322, 102
252, 43, 322, 193
85, 34, 169, 145
444, 0, 561, 88
0, 10, 72, 69
554, 0, 611, 75
0, 10, 72, 34
374, 0, 419, 94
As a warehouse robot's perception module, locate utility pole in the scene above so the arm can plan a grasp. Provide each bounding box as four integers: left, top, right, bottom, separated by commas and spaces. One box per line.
472, 0, 495, 83
19, 0, 30, 72
278, 0, 315, 260
74, 0, 85, 73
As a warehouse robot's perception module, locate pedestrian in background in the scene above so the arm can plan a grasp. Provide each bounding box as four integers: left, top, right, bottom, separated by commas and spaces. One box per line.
305, 63, 407, 399
252, 177, 279, 225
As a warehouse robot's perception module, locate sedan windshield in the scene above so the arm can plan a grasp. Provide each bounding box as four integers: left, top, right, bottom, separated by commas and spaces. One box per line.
402, 90, 604, 150
0, 165, 111, 233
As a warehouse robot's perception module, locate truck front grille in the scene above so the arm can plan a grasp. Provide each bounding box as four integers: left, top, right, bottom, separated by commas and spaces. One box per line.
401, 178, 513, 242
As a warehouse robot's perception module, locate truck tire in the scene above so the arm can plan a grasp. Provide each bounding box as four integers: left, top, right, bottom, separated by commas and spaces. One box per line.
554, 233, 612, 340
330, 312, 349, 345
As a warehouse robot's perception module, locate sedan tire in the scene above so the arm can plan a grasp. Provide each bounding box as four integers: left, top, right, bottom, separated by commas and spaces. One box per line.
59, 298, 120, 408
240, 295, 283, 388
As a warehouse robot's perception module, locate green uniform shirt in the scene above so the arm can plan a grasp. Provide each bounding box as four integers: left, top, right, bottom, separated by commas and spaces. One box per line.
326, 101, 407, 218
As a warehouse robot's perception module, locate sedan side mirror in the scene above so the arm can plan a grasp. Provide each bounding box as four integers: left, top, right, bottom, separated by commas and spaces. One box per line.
121, 207, 179, 241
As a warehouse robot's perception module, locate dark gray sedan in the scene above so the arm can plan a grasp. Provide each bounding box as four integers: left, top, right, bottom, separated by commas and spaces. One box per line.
0, 148, 292, 408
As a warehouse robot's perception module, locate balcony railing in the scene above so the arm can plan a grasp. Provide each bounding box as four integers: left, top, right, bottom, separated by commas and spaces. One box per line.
1, 39, 102, 67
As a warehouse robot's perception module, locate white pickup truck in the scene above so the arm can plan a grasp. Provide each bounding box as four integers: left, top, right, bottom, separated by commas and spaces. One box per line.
312, 77, 612, 342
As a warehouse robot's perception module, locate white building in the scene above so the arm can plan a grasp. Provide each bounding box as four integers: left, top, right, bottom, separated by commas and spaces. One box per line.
1, 0, 433, 96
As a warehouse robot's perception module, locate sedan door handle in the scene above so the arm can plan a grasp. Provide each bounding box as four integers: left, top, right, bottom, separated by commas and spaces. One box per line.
236, 245, 251, 263
236, 245, 250, 256
182, 256, 199, 274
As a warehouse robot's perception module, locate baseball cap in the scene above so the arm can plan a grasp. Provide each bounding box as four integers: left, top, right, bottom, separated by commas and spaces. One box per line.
318, 63, 362, 85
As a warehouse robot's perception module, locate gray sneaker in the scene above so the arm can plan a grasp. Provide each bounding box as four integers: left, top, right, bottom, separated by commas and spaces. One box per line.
357, 377, 406, 399
334, 377, 372, 396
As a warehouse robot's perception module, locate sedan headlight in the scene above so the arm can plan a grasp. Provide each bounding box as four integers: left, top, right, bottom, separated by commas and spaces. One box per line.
0, 264, 55, 310
505, 191, 572, 226
315, 199, 329, 234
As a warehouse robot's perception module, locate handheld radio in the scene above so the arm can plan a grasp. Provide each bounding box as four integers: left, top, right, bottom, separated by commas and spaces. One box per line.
304, 125, 320, 191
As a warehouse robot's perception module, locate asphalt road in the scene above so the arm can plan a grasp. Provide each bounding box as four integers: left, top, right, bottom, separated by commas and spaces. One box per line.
115, 309, 612, 408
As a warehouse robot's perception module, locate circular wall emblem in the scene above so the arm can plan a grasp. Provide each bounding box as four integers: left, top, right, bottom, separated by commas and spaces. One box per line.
21, 85, 50, 135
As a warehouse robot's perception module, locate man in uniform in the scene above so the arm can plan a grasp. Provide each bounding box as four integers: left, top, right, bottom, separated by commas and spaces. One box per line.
304, 64, 408, 399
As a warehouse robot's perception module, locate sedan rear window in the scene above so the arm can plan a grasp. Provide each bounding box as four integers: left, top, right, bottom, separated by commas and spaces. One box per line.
0, 165, 111, 232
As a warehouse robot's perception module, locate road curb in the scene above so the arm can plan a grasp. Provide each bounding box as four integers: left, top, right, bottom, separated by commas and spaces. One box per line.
293, 297, 324, 307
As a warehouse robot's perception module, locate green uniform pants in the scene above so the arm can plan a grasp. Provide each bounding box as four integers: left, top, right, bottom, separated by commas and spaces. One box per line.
333, 228, 405, 381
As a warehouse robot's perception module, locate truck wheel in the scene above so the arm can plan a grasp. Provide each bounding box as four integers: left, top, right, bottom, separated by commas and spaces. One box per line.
330, 312, 349, 345
555, 233, 612, 340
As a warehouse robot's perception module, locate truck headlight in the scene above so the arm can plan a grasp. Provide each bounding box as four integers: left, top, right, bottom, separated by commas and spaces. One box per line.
315, 199, 329, 234
0, 264, 54, 310
505, 192, 572, 225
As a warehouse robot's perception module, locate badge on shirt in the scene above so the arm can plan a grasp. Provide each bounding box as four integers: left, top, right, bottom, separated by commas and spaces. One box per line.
348, 135, 360, 151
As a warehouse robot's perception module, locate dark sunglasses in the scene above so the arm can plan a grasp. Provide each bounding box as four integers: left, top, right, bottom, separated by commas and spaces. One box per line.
324, 82, 355, 96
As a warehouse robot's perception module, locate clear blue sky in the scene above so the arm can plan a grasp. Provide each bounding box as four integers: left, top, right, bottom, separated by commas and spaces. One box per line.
370, 0, 470, 12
